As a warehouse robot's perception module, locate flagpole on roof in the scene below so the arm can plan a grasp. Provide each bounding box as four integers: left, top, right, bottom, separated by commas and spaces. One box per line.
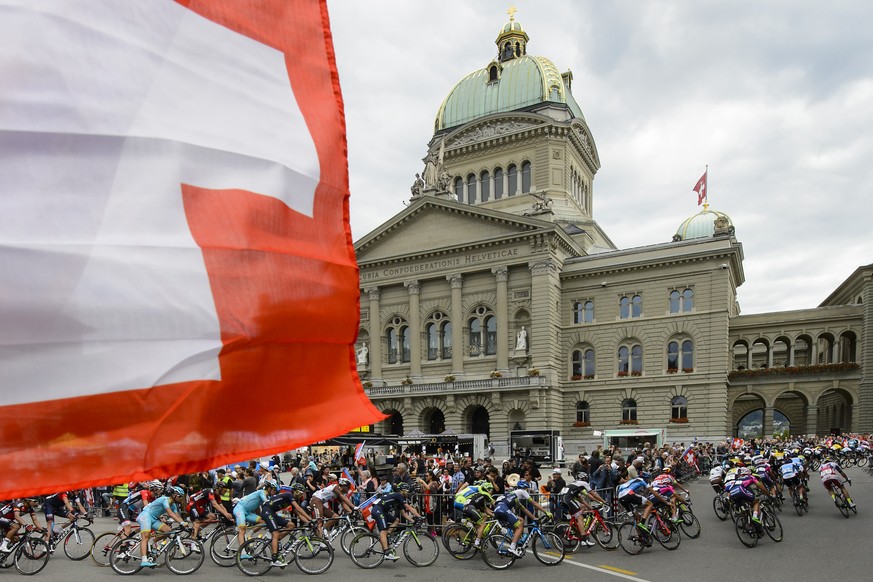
703, 164, 709, 210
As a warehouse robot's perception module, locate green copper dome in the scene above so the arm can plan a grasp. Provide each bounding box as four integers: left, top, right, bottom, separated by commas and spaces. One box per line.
675, 206, 735, 241
434, 16, 585, 131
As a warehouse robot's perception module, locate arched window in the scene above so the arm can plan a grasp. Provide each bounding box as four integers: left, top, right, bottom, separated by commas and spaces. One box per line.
479, 170, 490, 202
466, 173, 477, 204
571, 350, 583, 378
575, 401, 590, 424
572, 300, 593, 324
839, 332, 857, 363
671, 396, 688, 421
521, 161, 531, 193
584, 301, 594, 323
618, 343, 643, 376
667, 339, 694, 373
622, 399, 637, 422
468, 306, 496, 356
494, 167, 504, 199
507, 164, 518, 196
386, 316, 409, 364
425, 312, 450, 360
670, 288, 694, 313
503, 42, 513, 61
453, 177, 463, 202
489, 65, 498, 82
619, 295, 642, 319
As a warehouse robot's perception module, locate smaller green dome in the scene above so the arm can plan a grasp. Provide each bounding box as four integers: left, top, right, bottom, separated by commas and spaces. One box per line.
501, 21, 524, 34
675, 206, 734, 241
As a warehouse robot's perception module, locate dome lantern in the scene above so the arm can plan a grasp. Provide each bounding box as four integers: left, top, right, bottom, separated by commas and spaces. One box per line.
496, 7, 529, 62
673, 204, 735, 241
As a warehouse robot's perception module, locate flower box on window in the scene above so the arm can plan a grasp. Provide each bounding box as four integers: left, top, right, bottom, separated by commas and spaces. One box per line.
670, 417, 689, 424
444, 375, 456, 383
667, 368, 678, 374
583, 374, 595, 380
401, 377, 413, 386
619, 419, 639, 425
528, 368, 541, 376
570, 374, 582, 381
362, 381, 373, 388
490, 370, 502, 379
572, 421, 590, 428
682, 368, 694, 373
617, 371, 629, 377
630, 371, 642, 377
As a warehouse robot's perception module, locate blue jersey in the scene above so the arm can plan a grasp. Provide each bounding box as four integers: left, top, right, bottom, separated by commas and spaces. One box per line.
238, 490, 268, 513
617, 478, 647, 498
142, 496, 176, 519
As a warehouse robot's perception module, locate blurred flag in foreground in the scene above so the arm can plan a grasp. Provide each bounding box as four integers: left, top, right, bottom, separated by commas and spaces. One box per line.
0, 0, 383, 498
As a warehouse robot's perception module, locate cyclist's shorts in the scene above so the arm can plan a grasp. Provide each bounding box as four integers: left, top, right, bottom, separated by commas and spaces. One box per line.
232, 504, 260, 527
461, 505, 483, 523
822, 477, 843, 492
117, 503, 131, 524
728, 487, 755, 503
782, 476, 800, 488
619, 493, 646, 511
189, 506, 212, 521
43, 504, 68, 519
137, 512, 157, 532
493, 505, 519, 527
261, 508, 288, 533
369, 505, 396, 532
654, 486, 674, 499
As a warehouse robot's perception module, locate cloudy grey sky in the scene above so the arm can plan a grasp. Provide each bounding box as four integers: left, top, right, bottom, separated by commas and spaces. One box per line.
329, 0, 873, 315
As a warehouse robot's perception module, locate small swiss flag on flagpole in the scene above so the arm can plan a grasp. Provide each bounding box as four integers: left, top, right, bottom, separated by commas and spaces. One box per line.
693, 168, 708, 205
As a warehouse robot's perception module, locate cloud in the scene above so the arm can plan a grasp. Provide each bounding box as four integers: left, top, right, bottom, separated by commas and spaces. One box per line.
330, 0, 873, 314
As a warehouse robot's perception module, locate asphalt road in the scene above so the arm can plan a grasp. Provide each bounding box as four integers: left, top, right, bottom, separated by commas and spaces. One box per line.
27, 467, 873, 582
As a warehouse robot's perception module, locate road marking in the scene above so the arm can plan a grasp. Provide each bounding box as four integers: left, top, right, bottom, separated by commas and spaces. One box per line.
564, 557, 652, 582
600, 564, 640, 576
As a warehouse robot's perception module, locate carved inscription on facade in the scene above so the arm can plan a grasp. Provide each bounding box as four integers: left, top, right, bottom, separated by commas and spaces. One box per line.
360, 248, 520, 282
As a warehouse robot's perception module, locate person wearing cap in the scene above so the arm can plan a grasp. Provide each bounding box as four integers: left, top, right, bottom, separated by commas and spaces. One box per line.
545, 469, 566, 520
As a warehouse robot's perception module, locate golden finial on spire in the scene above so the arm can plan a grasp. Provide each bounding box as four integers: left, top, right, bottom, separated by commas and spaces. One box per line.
507, 6, 517, 21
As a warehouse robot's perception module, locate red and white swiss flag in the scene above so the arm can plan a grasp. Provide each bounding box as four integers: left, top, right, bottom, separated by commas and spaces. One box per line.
693, 169, 708, 206
0, 0, 384, 498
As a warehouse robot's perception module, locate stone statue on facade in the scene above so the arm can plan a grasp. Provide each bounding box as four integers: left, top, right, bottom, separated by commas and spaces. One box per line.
356, 342, 369, 366
437, 169, 452, 192
410, 173, 424, 197
422, 153, 438, 188
515, 326, 528, 351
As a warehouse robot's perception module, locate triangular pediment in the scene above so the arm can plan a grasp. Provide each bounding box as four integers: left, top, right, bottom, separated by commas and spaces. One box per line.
355, 198, 552, 262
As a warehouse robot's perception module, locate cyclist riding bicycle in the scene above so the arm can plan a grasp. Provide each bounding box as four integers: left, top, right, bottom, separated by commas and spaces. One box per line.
187, 484, 234, 540
727, 467, 769, 523
779, 455, 805, 505
137, 485, 189, 568
493, 479, 552, 557
234, 480, 277, 559
42, 490, 87, 543
616, 470, 668, 534
0, 498, 40, 553
819, 457, 855, 508
650, 466, 690, 522
560, 471, 607, 547
311, 477, 356, 537
453, 480, 495, 548
118, 481, 161, 537
368, 481, 423, 562
259, 483, 312, 567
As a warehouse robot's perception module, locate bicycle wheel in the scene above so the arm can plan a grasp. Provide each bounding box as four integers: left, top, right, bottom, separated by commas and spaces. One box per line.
734, 515, 757, 548
594, 520, 619, 550
90, 531, 122, 567
713, 496, 729, 521
836, 495, 850, 518
532, 531, 565, 566
479, 532, 515, 570
646, 516, 678, 550
339, 525, 367, 556
857, 455, 868, 468
403, 531, 439, 567
110, 537, 144, 575
762, 511, 782, 543
616, 523, 646, 555
443, 524, 478, 559
294, 536, 334, 575
209, 525, 239, 567
552, 523, 580, 554
678, 510, 701, 539
14, 538, 50, 575
165, 537, 204, 575
236, 538, 273, 577
349, 532, 384, 569
63, 527, 95, 560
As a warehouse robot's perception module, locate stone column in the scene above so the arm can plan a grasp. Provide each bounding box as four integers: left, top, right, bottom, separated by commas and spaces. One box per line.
492, 266, 509, 372
405, 280, 422, 379
767, 346, 774, 368
502, 171, 509, 199
489, 174, 496, 202
788, 345, 795, 367
529, 257, 561, 370
366, 287, 382, 381
747, 348, 753, 370
763, 406, 774, 439
806, 405, 818, 437
448, 274, 464, 376
462, 181, 468, 204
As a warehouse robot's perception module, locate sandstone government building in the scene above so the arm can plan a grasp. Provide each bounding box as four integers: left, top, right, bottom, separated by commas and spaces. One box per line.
351, 15, 872, 459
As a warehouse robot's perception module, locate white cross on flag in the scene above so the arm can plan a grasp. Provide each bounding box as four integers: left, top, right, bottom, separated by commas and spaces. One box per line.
0, 0, 383, 498
693, 170, 708, 206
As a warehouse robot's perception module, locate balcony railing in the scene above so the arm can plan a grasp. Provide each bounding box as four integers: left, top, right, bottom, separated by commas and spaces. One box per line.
365, 375, 545, 397
728, 362, 859, 380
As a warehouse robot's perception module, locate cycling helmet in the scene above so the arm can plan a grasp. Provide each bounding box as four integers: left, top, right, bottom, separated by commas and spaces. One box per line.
575, 472, 589, 482
662, 466, 672, 474
738, 467, 751, 477
474, 480, 487, 487
168, 485, 185, 497
149, 480, 164, 492
479, 481, 494, 493
337, 477, 352, 487
291, 483, 306, 495
263, 479, 278, 490
515, 479, 530, 490
395, 482, 411, 493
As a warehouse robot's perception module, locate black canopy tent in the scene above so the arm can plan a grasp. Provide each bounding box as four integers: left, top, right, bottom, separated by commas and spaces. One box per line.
396, 428, 477, 456
312, 433, 397, 447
